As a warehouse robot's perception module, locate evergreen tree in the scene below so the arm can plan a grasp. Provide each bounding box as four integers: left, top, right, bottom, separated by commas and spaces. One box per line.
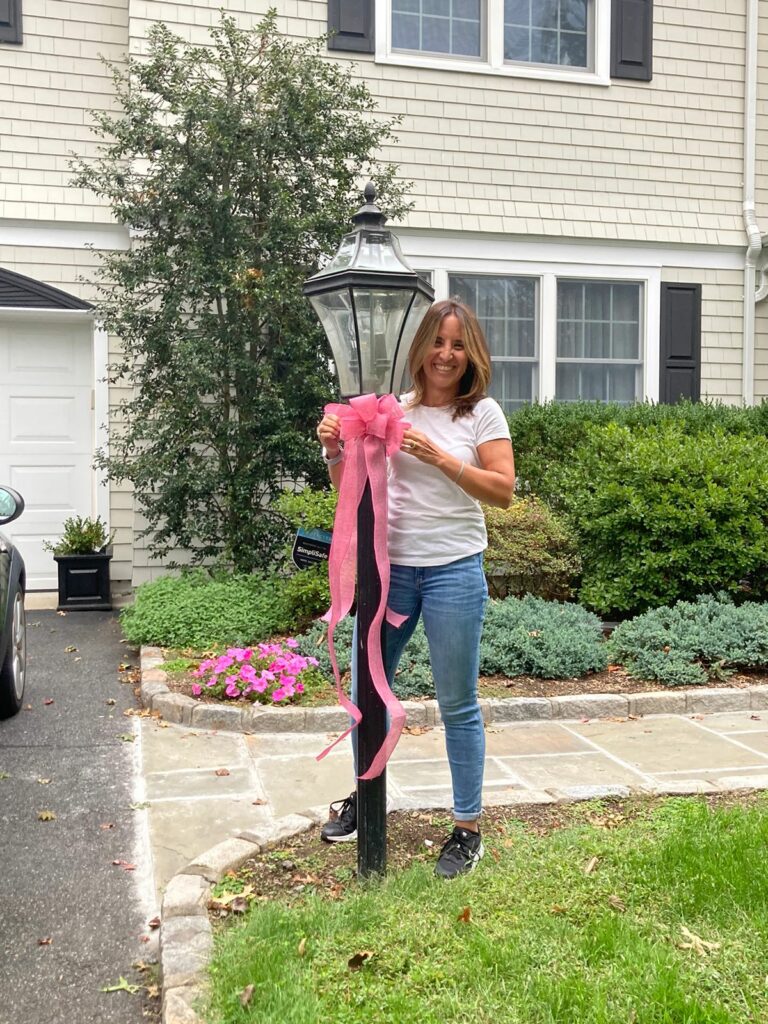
74, 12, 409, 571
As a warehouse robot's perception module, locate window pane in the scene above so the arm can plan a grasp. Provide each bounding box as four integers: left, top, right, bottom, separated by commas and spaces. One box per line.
393, 0, 420, 11
423, 16, 451, 52
392, 12, 420, 49
585, 282, 611, 321
612, 322, 639, 360
455, 0, 481, 18
560, 31, 586, 67
612, 283, 640, 322
558, 281, 583, 321
490, 363, 534, 412
510, 319, 536, 358
561, 0, 587, 30
453, 18, 481, 54
505, 0, 529, 23
583, 321, 611, 359
531, 28, 558, 63
531, 0, 558, 29
607, 365, 637, 403
557, 319, 582, 358
424, 0, 451, 14
505, 25, 530, 61
476, 278, 505, 318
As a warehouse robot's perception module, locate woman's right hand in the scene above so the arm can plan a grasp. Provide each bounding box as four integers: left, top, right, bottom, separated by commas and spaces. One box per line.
316, 413, 342, 455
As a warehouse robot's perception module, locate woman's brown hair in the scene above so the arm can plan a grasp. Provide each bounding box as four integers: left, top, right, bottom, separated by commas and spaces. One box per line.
406, 298, 492, 419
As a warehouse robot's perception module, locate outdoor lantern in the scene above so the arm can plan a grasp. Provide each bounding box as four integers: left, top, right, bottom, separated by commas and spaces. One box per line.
303, 183, 435, 398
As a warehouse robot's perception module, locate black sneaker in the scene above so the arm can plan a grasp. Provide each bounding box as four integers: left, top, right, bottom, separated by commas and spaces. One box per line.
435, 827, 484, 879
320, 791, 357, 843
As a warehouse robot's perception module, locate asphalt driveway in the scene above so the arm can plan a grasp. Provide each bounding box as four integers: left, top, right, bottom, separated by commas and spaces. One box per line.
0, 610, 157, 1024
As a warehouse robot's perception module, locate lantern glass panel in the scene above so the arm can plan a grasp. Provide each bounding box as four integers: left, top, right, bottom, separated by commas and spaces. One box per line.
351, 288, 415, 395
356, 230, 413, 272
308, 290, 360, 398
391, 290, 433, 395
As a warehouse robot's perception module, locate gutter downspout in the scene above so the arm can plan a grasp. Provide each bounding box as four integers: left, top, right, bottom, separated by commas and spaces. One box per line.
742, 0, 765, 405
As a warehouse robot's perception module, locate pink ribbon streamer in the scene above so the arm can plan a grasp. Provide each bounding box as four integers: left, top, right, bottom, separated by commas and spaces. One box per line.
316, 393, 410, 779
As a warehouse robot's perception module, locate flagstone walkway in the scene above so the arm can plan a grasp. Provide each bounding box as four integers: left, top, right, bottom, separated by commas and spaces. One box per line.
139, 707, 768, 906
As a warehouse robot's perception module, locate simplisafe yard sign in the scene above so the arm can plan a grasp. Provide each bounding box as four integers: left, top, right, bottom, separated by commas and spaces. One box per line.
292, 527, 332, 569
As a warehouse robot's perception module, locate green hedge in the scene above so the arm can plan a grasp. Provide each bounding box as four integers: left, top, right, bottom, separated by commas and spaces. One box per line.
508, 400, 768, 504
560, 423, 768, 616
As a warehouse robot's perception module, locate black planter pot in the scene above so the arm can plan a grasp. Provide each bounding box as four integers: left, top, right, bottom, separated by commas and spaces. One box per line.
54, 550, 113, 611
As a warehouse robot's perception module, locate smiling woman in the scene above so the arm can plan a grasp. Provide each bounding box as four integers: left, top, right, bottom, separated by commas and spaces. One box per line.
316, 298, 515, 878
0, 485, 27, 718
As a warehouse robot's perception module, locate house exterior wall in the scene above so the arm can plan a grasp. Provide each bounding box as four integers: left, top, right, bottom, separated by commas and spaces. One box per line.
2, 0, 767, 589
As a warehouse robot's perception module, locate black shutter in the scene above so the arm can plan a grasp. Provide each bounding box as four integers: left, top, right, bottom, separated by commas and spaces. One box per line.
0, 0, 22, 43
659, 283, 701, 403
328, 0, 374, 53
611, 0, 652, 81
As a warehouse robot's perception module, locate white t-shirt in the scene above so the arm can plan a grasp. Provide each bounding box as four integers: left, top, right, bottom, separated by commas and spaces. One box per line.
387, 396, 511, 566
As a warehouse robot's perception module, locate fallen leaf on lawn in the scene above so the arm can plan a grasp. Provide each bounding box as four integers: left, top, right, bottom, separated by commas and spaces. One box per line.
608, 895, 627, 912
123, 708, 135, 717
490, 848, 500, 863
423, 838, 434, 848
211, 886, 254, 908
214, 768, 230, 777
298, 937, 307, 957
628, 714, 639, 720
101, 976, 139, 994
132, 961, 151, 972
148, 916, 161, 930
145, 984, 159, 999
252, 798, 266, 806
240, 984, 255, 1007
64, 645, 77, 653
118, 734, 135, 742
691, 714, 704, 721
584, 856, 599, 875
74, 657, 81, 662
348, 951, 375, 971
750, 714, 761, 721
457, 906, 471, 923
157, 720, 169, 728
105, 698, 116, 706
231, 896, 249, 914
0, 771, 9, 780
403, 725, 430, 736
112, 859, 136, 871
118, 663, 132, 672
57, 610, 67, 616
43, 699, 54, 706
677, 925, 720, 956
37, 937, 52, 946
130, 801, 150, 810
37, 778, 52, 785
607, 664, 621, 672
606, 716, 627, 723
550, 904, 567, 915
99, 822, 114, 830
37, 810, 56, 821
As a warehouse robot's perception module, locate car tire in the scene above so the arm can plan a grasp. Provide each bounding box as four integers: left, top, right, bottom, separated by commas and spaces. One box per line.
0, 587, 26, 718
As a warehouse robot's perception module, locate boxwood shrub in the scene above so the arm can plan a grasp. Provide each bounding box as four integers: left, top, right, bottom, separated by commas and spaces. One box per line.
608, 595, 768, 686
559, 423, 768, 617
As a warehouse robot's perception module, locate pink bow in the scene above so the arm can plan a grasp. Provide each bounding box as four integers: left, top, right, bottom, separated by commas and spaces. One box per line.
317, 393, 410, 779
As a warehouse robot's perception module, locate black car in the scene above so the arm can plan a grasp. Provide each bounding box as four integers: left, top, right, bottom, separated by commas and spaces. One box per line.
0, 486, 26, 717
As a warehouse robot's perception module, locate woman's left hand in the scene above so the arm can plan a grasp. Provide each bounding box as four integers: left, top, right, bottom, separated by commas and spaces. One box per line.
400, 429, 443, 466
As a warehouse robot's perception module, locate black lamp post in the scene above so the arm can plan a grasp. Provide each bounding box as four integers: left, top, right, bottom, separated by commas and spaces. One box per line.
303, 184, 434, 877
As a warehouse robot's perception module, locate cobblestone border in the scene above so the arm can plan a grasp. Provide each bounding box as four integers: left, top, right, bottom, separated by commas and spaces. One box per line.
141, 646, 768, 732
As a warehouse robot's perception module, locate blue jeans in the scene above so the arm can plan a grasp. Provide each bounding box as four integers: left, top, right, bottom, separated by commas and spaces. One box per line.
352, 553, 488, 820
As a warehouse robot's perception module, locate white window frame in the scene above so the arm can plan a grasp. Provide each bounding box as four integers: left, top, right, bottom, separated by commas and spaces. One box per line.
376, 0, 611, 86
422, 261, 660, 404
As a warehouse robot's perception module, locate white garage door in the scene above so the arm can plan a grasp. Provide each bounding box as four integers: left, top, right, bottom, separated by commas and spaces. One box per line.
0, 315, 94, 589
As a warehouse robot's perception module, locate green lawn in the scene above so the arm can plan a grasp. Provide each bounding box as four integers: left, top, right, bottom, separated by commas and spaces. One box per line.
204, 797, 768, 1024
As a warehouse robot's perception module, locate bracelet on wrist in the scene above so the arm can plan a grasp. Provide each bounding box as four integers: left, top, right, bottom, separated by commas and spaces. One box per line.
323, 447, 344, 467
454, 461, 466, 485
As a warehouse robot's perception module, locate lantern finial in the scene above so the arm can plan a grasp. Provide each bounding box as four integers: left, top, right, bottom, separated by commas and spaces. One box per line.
352, 182, 387, 230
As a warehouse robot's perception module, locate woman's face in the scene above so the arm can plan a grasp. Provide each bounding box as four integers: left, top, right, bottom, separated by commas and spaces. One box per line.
420, 314, 469, 402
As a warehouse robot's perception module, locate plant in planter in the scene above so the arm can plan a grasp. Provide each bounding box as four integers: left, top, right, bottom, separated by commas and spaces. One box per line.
44, 515, 115, 611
